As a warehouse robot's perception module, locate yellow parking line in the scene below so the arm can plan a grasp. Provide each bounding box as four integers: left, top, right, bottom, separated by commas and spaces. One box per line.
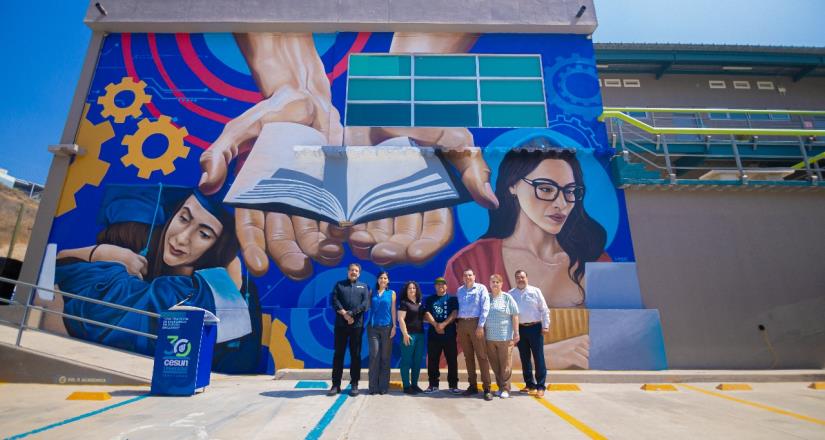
532, 395, 608, 440
679, 384, 825, 426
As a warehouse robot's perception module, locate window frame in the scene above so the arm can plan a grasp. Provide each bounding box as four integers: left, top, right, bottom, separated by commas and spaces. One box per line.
344, 53, 549, 128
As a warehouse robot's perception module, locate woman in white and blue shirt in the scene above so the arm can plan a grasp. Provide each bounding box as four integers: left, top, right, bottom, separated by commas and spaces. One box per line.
484, 273, 520, 399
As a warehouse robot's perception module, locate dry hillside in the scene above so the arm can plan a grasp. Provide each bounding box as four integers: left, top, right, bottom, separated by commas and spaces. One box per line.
0, 185, 39, 261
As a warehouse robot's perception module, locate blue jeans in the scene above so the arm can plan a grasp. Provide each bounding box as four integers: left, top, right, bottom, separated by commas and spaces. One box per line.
399, 332, 425, 388
517, 323, 547, 388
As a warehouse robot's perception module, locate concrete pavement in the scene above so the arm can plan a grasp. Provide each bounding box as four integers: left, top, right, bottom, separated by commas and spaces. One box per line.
2, 376, 824, 439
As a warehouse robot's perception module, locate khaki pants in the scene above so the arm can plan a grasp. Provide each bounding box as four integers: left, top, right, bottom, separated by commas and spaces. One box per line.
456, 318, 491, 390
486, 339, 513, 392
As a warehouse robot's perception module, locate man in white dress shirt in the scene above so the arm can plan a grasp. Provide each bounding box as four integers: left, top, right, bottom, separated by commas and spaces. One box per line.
509, 269, 550, 397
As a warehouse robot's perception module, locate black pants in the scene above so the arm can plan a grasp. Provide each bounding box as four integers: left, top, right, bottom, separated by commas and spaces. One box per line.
517, 323, 547, 388
332, 325, 364, 388
427, 334, 458, 388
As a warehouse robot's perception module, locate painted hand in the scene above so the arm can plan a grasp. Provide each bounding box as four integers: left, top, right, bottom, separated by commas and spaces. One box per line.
199, 87, 347, 279
345, 126, 498, 267
93, 244, 148, 279
545, 334, 590, 370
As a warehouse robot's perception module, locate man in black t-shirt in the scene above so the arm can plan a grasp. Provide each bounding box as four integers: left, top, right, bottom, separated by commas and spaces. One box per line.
422, 277, 460, 393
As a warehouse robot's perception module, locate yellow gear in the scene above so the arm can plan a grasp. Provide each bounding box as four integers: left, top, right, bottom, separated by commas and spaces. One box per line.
121, 115, 190, 179
261, 315, 305, 369
57, 105, 113, 216
97, 77, 152, 123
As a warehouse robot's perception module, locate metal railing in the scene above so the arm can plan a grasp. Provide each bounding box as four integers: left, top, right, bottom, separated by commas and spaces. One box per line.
0, 275, 158, 348
599, 108, 825, 185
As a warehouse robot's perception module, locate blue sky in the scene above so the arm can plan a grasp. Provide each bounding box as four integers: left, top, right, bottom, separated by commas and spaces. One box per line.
1, 0, 823, 184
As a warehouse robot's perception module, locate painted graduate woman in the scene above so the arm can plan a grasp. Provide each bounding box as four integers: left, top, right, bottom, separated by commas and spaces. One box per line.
51, 185, 261, 373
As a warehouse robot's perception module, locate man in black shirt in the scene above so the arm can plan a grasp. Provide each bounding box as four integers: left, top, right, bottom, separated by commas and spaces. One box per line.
329, 262, 370, 396
422, 277, 460, 394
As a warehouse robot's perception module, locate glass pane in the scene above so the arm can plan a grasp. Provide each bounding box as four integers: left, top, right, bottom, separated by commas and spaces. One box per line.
415, 79, 477, 102
479, 56, 542, 77
414, 104, 478, 127
481, 104, 546, 127
708, 113, 730, 120
769, 113, 790, 121
627, 111, 648, 118
749, 113, 771, 121
349, 55, 411, 76
414, 56, 476, 77
346, 104, 411, 126
347, 79, 411, 101
480, 80, 544, 102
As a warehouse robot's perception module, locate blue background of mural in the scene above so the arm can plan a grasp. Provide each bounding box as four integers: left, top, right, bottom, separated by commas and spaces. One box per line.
48, 32, 658, 372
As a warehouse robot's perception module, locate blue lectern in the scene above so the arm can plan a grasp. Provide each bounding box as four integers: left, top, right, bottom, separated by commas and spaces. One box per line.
150, 305, 219, 396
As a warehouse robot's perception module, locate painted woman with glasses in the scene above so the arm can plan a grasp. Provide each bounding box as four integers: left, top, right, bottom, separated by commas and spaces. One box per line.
444, 135, 608, 369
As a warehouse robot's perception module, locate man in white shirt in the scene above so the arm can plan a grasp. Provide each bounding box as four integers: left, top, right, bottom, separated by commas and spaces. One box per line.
509, 269, 550, 397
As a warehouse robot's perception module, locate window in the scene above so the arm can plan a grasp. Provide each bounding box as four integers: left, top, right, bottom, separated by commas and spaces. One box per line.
756, 81, 775, 90
708, 80, 727, 89
627, 111, 648, 118
622, 79, 641, 88
708, 112, 788, 121
603, 79, 622, 88
345, 54, 548, 128
733, 81, 751, 90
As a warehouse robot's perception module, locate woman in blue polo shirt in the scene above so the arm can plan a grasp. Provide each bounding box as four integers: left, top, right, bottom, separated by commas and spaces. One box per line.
367, 271, 396, 395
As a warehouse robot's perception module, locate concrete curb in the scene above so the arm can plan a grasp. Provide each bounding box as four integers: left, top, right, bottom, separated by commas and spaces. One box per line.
273, 368, 825, 383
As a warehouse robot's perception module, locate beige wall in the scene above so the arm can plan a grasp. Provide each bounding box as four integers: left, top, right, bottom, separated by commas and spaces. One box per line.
625, 188, 825, 368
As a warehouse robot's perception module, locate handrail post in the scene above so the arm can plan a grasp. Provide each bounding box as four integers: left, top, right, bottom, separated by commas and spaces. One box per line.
15, 290, 32, 347
661, 137, 676, 184
798, 137, 819, 183
617, 120, 627, 156
730, 135, 747, 184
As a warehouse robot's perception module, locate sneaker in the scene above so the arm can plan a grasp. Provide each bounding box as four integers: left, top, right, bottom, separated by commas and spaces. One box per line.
500, 390, 510, 399
403, 387, 416, 395
423, 386, 439, 394
449, 387, 463, 394
462, 386, 479, 396
483, 391, 494, 401
412, 385, 425, 394
349, 385, 360, 397
326, 386, 341, 396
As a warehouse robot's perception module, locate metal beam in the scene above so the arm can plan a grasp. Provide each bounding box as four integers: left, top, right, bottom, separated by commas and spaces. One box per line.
793, 65, 817, 82
655, 62, 673, 80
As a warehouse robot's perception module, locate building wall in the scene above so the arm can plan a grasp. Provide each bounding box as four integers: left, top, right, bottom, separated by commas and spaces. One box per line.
83, 0, 597, 33
625, 188, 825, 368
35, 31, 672, 373
599, 73, 825, 110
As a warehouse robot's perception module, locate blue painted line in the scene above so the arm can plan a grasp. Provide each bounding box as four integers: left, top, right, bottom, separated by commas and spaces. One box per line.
6, 394, 149, 440
305, 386, 350, 440
295, 381, 329, 389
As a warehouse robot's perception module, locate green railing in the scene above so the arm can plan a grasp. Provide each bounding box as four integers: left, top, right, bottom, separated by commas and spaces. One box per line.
599, 107, 825, 187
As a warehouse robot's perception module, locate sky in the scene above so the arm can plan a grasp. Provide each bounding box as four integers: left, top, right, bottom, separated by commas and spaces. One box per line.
0, 0, 823, 184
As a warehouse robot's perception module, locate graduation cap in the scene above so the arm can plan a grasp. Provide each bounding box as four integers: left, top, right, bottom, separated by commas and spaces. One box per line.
98, 183, 233, 256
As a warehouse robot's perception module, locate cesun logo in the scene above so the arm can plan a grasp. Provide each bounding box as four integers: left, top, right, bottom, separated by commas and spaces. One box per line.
163, 335, 192, 367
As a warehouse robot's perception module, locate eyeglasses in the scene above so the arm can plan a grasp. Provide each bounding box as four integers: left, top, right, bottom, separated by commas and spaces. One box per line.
520, 178, 584, 203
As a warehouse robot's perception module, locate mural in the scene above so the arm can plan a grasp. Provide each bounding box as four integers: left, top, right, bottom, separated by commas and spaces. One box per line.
37, 32, 666, 373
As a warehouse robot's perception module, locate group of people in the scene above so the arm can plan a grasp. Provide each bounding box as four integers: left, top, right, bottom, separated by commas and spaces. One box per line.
329, 263, 551, 401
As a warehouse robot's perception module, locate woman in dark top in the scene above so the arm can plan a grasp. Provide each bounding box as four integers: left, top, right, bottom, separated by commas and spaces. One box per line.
397, 281, 425, 394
